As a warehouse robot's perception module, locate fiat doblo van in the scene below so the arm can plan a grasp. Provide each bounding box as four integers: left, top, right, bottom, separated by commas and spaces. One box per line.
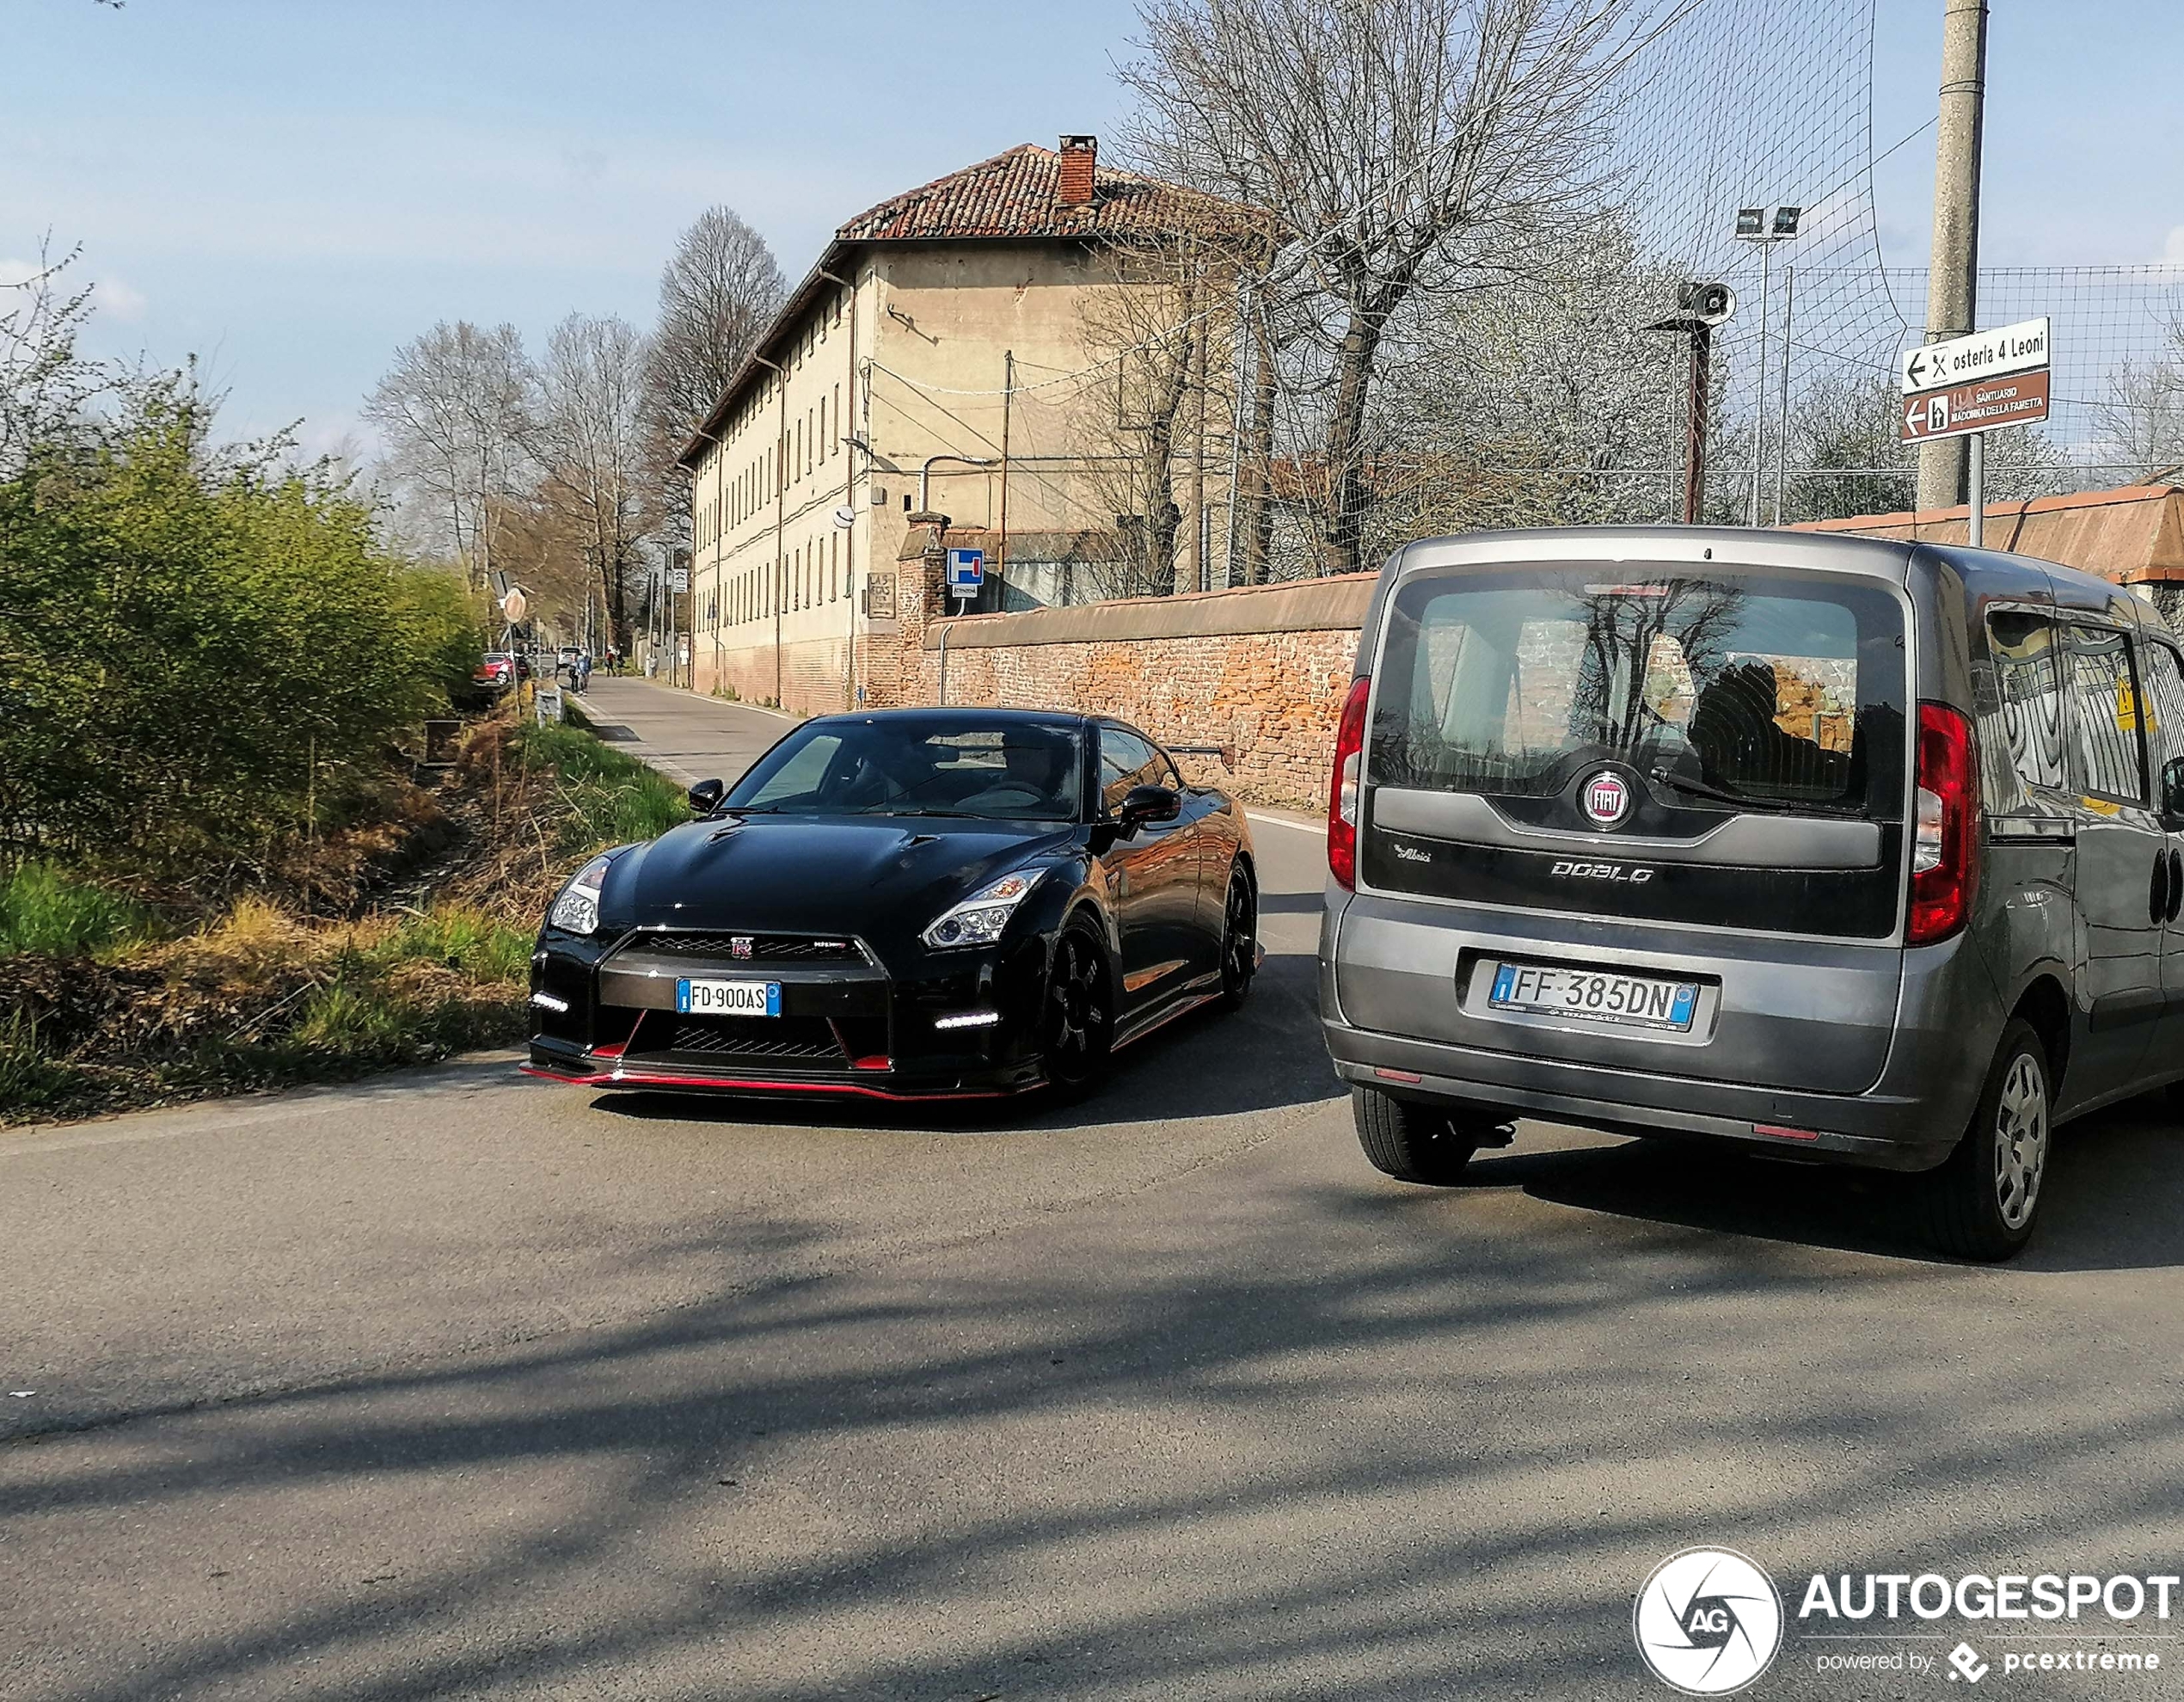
1318, 527, 2184, 1259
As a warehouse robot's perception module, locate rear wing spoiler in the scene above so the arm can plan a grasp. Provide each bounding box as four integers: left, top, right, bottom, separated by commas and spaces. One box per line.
1167, 742, 1235, 769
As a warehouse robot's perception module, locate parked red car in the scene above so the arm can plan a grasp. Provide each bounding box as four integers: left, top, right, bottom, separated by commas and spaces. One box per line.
473, 652, 517, 691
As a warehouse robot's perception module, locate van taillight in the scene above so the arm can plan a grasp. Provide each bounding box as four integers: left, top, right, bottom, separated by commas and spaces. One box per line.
1328, 676, 1371, 889
1908, 702, 1978, 944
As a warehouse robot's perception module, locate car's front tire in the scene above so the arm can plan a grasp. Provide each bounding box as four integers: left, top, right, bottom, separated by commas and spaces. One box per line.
1919, 1017, 2050, 1262
1353, 1087, 1482, 1185
1218, 862, 1256, 1011
1040, 921, 1113, 1098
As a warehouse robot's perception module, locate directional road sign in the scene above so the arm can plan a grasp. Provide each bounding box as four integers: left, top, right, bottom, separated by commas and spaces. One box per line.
945, 547, 985, 597
1899, 317, 2050, 396
1899, 368, 2052, 443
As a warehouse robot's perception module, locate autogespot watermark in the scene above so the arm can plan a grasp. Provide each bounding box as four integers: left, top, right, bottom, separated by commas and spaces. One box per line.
1635, 1553, 2177, 1691
1634, 1547, 1785, 1695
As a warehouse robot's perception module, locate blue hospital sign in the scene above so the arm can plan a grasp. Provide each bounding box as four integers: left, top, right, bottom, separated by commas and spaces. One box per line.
945, 547, 985, 595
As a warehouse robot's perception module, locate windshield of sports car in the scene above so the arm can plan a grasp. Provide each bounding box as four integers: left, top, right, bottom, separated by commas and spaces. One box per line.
721, 714, 1084, 820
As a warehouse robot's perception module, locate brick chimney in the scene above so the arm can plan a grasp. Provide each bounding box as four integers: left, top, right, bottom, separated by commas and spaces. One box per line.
1056, 134, 1097, 208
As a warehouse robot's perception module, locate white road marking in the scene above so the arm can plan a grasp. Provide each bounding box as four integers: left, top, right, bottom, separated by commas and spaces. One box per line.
1246, 809, 1327, 836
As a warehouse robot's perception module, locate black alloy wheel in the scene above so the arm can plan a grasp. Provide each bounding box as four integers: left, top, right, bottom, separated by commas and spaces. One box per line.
1041, 923, 1113, 1096
1218, 863, 1257, 1011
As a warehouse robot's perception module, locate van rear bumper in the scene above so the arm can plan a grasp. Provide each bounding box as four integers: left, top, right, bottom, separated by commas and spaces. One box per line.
1320, 1017, 1966, 1171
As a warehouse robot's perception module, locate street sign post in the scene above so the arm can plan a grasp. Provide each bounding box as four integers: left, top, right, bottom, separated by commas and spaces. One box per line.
1899, 368, 2051, 443
667, 567, 690, 594
1899, 317, 2049, 396
1899, 317, 2052, 548
945, 547, 985, 604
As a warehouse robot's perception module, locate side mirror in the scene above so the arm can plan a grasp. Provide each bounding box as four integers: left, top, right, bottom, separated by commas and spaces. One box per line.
2164, 757, 2184, 822
686, 777, 726, 815
1117, 783, 1181, 833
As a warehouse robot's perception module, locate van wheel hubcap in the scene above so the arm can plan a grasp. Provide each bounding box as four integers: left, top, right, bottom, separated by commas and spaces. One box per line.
1994, 1053, 2048, 1230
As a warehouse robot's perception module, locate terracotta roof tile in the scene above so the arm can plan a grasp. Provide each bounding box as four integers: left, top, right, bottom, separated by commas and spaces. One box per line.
836, 143, 1247, 243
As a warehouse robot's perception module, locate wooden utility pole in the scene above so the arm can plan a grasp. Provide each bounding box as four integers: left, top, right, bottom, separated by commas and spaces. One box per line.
1917, 0, 1989, 514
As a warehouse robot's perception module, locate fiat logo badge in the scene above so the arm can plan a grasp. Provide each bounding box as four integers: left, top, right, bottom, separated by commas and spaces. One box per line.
1581, 770, 1633, 828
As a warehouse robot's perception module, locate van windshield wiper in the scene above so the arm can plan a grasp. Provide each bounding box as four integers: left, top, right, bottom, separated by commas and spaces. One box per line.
1647, 768, 1862, 818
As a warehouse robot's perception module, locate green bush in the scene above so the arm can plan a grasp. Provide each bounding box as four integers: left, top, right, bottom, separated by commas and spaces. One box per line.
0, 862, 150, 957
518, 718, 689, 852
366, 907, 534, 981
0, 380, 484, 876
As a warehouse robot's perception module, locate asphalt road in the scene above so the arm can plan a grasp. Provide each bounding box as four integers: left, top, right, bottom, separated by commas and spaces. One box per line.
7, 686, 2184, 1700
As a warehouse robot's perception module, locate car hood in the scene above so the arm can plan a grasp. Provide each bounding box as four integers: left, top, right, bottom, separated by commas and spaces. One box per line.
610, 814, 1078, 941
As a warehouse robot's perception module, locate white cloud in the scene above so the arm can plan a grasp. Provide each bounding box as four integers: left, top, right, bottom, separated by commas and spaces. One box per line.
2163, 227, 2184, 267
94, 275, 146, 320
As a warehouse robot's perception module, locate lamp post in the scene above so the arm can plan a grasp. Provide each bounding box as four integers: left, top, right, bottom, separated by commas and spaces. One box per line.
1734, 205, 1802, 526
1647, 282, 1736, 525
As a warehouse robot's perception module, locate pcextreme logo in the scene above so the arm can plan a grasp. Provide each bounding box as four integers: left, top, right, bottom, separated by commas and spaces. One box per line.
1635, 1547, 1785, 1695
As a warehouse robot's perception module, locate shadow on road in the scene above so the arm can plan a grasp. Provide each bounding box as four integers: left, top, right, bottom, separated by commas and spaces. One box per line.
589, 949, 1341, 1136
11, 1133, 2184, 1702
1443, 1093, 2184, 1275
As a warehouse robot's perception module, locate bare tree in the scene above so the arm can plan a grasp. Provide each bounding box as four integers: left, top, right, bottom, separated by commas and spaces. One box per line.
362, 321, 531, 585
1785, 372, 2065, 525
1118, 0, 1680, 575
1371, 215, 1687, 538
2095, 311, 2184, 484
0, 242, 114, 478
531, 312, 653, 652
1072, 229, 1248, 598
641, 206, 787, 549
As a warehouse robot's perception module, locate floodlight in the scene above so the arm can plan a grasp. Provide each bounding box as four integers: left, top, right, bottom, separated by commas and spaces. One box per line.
1772, 206, 1802, 237
1735, 207, 1765, 239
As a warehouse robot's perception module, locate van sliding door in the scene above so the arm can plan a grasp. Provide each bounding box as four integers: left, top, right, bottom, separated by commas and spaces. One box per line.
2135, 638, 2184, 1083
2058, 622, 2164, 1097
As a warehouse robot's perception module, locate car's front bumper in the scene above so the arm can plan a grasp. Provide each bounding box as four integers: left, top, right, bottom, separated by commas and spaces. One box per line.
525, 925, 1052, 1102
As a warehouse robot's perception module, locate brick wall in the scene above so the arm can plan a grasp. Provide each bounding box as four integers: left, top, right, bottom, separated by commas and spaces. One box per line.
907, 570, 1376, 809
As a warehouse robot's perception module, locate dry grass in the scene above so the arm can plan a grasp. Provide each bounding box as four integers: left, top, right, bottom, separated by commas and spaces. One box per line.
1, 706, 684, 1125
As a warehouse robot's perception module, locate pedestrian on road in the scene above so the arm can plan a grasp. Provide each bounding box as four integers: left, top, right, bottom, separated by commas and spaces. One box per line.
576, 651, 592, 692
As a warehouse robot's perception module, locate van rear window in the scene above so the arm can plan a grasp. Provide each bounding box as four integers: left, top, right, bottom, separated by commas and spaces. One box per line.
1369, 566, 1906, 817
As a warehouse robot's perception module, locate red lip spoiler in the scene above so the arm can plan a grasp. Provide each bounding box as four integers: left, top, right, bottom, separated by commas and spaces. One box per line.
518, 1062, 1018, 1103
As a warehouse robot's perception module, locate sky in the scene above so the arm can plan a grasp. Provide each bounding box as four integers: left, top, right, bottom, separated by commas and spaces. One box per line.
5, 0, 2180, 458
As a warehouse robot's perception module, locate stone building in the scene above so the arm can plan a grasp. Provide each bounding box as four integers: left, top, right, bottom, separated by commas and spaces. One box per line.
675, 136, 1252, 714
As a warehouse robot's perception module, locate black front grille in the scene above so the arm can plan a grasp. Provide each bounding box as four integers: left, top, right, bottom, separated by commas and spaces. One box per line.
631, 931, 864, 965
638, 1014, 848, 1064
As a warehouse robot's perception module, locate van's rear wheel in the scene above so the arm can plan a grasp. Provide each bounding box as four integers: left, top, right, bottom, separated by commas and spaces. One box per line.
1919, 1018, 2050, 1262
1353, 1087, 1481, 1185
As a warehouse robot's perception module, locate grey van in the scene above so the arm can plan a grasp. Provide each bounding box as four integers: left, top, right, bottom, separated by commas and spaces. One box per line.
1317, 526, 2184, 1260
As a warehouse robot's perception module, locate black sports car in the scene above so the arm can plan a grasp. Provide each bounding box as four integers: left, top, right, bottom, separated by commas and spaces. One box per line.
523, 709, 1258, 1103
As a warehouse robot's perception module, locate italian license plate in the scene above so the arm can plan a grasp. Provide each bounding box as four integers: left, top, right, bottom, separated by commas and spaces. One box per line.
676, 978, 781, 1017
1488, 962, 1697, 1031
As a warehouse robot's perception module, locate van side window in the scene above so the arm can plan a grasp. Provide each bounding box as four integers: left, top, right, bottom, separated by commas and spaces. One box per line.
1981, 611, 2069, 812
2139, 640, 2184, 779
2060, 623, 2148, 805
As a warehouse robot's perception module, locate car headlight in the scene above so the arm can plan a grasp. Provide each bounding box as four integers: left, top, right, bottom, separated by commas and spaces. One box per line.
548, 853, 616, 935
922, 869, 1046, 949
